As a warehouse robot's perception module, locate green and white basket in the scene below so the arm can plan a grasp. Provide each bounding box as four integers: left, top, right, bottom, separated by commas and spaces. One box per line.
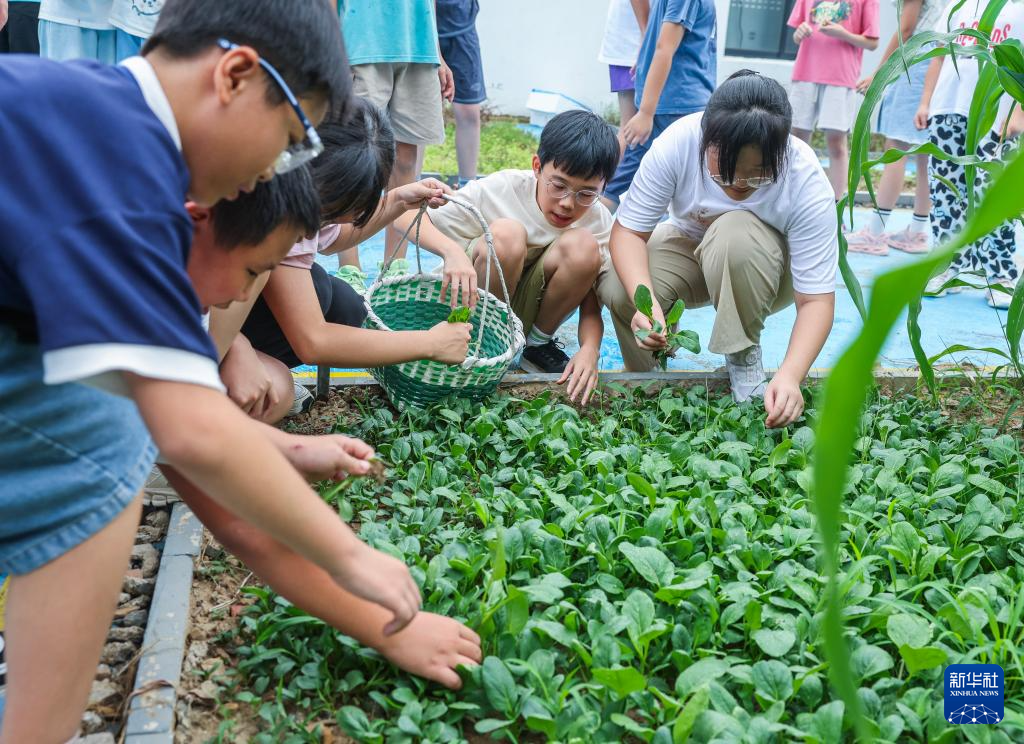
363, 195, 525, 407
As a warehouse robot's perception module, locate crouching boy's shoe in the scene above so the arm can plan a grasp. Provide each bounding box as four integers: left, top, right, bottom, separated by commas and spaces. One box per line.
521, 339, 571, 373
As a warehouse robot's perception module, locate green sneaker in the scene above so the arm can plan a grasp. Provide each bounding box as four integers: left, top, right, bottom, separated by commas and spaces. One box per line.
335, 265, 368, 294
381, 257, 410, 279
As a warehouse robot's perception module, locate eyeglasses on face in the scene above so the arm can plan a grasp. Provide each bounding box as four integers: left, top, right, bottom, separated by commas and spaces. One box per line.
709, 174, 775, 189
217, 39, 324, 175
544, 178, 601, 207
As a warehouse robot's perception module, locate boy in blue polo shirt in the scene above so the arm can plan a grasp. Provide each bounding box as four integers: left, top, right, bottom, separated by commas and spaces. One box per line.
0, 1, 422, 739
603, 0, 717, 207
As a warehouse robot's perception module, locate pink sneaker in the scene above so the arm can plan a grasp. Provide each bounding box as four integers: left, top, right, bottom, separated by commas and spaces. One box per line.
845, 228, 889, 256
887, 228, 929, 254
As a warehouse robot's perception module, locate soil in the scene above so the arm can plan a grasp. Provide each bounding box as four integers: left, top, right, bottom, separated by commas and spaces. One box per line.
77, 507, 170, 739
173, 534, 358, 744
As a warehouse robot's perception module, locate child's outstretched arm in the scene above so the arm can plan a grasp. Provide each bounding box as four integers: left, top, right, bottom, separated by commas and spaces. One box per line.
262, 265, 471, 367
320, 178, 451, 256
622, 20, 685, 148
128, 376, 422, 636
165, 470, 482, 689
392, 209, 479, 308
558, 289, 603, 405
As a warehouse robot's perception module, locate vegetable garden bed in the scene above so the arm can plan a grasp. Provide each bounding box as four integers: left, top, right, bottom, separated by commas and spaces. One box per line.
180, 383, 1024, 743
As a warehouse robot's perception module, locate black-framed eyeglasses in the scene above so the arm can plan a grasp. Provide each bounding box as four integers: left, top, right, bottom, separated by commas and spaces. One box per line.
217, 39, 324, 175
544, 178, 601, 207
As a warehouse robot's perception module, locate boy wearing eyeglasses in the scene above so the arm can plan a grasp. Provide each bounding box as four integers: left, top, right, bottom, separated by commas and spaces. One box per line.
0, 1, 423, 739
394, 110, 620, 404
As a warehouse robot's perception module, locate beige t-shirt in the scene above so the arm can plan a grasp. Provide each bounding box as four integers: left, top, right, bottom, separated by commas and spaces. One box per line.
428, 169, 614, 266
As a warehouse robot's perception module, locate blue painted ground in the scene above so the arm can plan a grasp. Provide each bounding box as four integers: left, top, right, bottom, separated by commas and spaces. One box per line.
302, 207, 1018, 376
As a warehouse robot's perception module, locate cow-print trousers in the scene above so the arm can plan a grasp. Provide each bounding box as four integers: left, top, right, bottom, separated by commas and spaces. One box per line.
929, 113, 1019, 284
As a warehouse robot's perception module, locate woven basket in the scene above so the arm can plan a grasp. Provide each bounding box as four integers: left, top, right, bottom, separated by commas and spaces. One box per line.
363, 195, 525, 407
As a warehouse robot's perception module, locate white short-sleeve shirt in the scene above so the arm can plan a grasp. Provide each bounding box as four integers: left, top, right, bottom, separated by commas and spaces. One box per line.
616, 113, 839, 295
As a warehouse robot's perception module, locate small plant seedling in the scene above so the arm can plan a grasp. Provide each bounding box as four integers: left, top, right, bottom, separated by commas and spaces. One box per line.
365, 457, 387, 485
632, 285, 701, 370
447, 306, 472, 323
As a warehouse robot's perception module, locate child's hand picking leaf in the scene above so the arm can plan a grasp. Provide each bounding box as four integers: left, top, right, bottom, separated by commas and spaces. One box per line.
632, 287, 701, 370
447, 306, 472, 323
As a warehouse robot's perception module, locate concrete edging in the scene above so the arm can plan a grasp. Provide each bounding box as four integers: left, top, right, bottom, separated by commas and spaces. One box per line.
123, 503, 203, 744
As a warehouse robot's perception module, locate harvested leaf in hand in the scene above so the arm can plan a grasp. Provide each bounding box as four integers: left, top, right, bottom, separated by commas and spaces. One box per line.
447, 306, 472, 323
665, 299, 685, 326
633, 285, 654, 320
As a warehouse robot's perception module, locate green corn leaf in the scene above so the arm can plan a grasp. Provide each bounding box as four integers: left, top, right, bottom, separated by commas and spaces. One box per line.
907, 297, 935, 400
837, 199, 868, 322
814, 146, 1024, 744
1004, 279, 1024, 368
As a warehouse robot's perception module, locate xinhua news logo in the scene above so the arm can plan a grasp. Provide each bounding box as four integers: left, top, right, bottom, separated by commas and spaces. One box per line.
944, 664, 1004, 725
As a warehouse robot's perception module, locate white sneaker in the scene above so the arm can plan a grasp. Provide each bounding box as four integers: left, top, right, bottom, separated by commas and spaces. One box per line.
288, 382, 314, 417
987, 279, 1017, 309
726, 345, 767, 403
143, 468, 180, 506
925, 268, 963, 297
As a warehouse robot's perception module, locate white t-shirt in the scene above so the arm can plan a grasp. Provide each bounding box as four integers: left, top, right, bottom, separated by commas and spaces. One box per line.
599, 0, 644, 67
617, 113, 838, 295
910, 0, 946, 36
428, 169, 614, 266
931, 0, 1024, 119
39, 0, 114, 30
109, 0, 164, 39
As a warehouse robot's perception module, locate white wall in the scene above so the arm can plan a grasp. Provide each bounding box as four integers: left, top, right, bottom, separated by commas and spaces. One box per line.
476, 0, 897, 117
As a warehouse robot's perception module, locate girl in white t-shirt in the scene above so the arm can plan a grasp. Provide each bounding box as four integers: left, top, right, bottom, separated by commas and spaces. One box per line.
600, 70, 838, 428
915, 0, 1024, 307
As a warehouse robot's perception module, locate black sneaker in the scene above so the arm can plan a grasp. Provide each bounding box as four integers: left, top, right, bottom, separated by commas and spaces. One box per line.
520, 339, 570, 373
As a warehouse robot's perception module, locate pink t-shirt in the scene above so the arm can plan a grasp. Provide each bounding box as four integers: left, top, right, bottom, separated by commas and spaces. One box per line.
279, 223, 343, 270
788, 0, 880, 88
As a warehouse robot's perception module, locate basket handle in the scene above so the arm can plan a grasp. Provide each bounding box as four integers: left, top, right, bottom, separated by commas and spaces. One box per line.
370, 195, 517, 357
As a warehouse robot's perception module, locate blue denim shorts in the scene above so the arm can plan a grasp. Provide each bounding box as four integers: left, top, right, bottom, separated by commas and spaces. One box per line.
0, 327, 156, 575
439, 28, 486, 105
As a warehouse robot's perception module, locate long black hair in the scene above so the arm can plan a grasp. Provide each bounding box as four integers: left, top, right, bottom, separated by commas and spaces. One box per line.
310, 97, 395, 228
700, 70, 792, 183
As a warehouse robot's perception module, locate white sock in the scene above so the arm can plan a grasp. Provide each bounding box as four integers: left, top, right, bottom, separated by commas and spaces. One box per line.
867, 208, 891, 235
526, 328, 552, 347
909, 213, 928, 235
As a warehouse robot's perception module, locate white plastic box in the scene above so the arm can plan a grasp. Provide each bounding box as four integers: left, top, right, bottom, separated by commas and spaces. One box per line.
525, 88, 592, 128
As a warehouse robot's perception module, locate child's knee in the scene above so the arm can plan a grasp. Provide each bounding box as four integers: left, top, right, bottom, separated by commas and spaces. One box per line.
485, 219, 528, 265
553, 229, 602, 277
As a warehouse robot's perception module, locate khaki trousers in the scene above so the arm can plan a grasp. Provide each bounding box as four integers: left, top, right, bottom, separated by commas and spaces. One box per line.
597, 211, 793, 371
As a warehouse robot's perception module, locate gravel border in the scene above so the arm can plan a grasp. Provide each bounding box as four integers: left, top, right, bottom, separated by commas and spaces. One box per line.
123, 503, 203, 744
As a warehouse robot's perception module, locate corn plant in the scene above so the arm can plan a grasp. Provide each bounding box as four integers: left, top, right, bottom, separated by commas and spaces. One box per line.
817, 0, 1024, 738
